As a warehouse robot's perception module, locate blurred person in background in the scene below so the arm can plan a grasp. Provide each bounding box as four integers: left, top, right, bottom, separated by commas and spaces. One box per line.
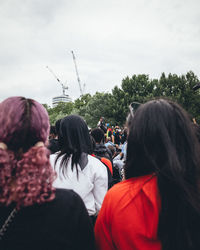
97, 117, 107, 134
48, 119, 62, 154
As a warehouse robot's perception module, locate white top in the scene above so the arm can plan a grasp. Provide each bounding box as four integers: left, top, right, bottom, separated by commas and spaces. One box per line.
50, 154, 108, 216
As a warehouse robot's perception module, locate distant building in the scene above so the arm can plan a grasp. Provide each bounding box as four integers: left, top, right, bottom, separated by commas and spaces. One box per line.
52, 94, 72, 107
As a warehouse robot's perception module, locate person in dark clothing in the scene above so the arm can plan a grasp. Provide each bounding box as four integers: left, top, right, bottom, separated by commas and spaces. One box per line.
120, 128, 128, 144
90, 128, 113, 188
91, 128, 112, 161
48, 119, 62, 154
0, 97, 95, 250
97, 117, 107, 133
49, 125, 56, 140
113, 126, 121, 145
107, 145, 116, 159
0, 189, 95, 250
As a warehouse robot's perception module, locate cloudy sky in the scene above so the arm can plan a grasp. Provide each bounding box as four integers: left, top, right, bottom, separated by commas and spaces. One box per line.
0, 0, 200, 106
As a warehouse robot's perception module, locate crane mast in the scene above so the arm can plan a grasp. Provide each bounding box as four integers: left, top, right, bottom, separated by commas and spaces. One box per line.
46, 66, 68, 95
71, 50, 83, 96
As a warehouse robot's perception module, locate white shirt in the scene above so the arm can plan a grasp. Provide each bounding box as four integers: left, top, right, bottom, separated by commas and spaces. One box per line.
50, 154, 108, 216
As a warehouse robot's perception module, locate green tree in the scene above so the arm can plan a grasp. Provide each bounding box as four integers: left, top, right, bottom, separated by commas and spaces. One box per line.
121, 74, 155, 103
43, 71, 200, 126
110, 86, 127, 126
45, 102, 74, 124
154, 71, 200, 122
111, 74, 156, 125
84, 92, 114, 128
73, 93, 92, 117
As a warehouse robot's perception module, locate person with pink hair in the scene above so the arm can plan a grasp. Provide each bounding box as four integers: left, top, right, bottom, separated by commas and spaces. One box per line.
0, 97, 95, 250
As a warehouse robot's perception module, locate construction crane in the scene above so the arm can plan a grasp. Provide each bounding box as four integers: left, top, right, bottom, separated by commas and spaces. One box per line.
46, 66, 68, 95
71, 50, 84, 96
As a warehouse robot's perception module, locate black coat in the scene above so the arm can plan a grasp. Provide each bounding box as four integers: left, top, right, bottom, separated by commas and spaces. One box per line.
0, 189, 95, 250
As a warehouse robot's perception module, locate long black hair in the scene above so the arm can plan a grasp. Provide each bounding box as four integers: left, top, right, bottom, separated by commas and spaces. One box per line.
124, 98, 200, 250
55, 115, 92, 175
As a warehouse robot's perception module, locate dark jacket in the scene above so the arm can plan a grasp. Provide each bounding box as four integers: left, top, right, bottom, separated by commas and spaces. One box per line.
48, 139, 60, 154
93, 143, 113, 189
0, 189, 95, 250
93, 143, 112, 162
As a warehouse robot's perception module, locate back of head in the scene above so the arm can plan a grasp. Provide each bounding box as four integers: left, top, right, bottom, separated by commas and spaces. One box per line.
125, 99, 199, 178
91, 128, 104, 143
107, 145, 116, 158
125, 98, 200, 250
0, 97, 49, 152
56, 115, 92, 171
59, 115, 92, 154
49, 126, 56, 140
0, 97, 55, 208
55, 118, 62, 137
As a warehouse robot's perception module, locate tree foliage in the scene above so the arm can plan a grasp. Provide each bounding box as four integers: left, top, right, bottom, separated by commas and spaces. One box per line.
44, 71, 200, 126
84, 92, 114, 128
154, 71, 200, 122
73, 93, 92, 118
44, 102, 74, 124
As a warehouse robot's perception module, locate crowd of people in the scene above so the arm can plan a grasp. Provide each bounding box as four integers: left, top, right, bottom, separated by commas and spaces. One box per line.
0, 96, 200, 250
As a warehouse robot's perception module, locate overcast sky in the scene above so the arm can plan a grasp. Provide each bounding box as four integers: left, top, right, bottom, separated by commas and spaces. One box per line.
0, 0, 200, 106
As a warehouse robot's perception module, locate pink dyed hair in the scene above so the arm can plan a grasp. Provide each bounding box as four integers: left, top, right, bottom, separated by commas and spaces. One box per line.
0, 97, 56, 208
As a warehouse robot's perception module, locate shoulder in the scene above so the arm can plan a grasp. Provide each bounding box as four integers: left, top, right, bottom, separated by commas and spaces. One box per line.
50, 153, 67, 168
53, 188, 84, 209
103, 174, 158, 206
87, 154, 106, 167
18, 189, 87, 227
50, 152, 59, 163
87, 155, 108, 179
95, 175, 161, 248
97, 174, 160, 228
88, 155, 107, 171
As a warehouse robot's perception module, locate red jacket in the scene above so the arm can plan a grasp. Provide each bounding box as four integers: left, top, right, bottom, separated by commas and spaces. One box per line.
95, 174, 161, 250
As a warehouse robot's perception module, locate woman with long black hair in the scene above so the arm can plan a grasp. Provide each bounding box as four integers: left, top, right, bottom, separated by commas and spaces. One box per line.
50, 115, 108, 222
95, 98, 200, 250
